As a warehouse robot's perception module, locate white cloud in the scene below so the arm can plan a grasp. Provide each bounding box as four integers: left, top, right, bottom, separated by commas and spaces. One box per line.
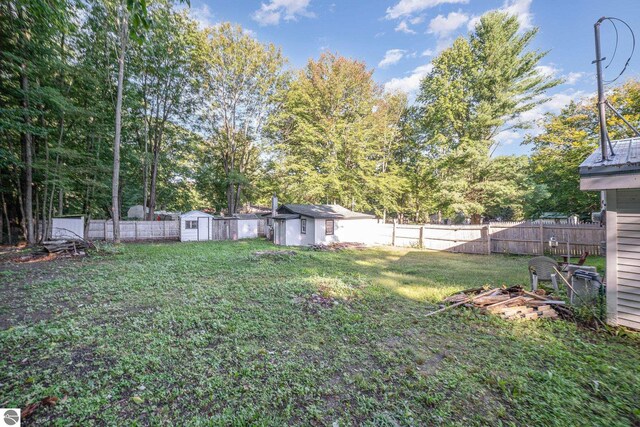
187, 4, 215, 29
421, 49, 434, 56
395, 20, 416, 34
252, 0, 314, 26
243, 28, 257, 38
386, 0, 469, 20
384, 63, 434, 94
503, 0, 533, 30
565, 72, 584, 85
495, 89, 587, 150
467, 0, 533, 32
494, 129, 523, 146
518, 90, 587, 126
535, 64, 560, 78
379, 49, 406, 68
467, 15, 481, 31
428, 11, 469, 37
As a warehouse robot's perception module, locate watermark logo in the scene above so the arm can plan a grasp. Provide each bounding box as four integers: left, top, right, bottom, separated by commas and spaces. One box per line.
1, 409, 20, 427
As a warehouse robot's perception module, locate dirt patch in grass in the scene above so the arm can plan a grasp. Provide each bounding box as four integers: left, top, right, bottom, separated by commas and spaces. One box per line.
0, 256, 88, 329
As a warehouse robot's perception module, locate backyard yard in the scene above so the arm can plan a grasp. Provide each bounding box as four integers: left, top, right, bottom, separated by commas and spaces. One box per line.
0, 240, 638, 426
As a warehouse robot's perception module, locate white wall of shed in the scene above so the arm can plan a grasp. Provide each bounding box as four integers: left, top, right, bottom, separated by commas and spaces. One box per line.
314, 218, 379, 245
237, 219, 259, 239
180, 215, 208, 242
51, 217, 85, 239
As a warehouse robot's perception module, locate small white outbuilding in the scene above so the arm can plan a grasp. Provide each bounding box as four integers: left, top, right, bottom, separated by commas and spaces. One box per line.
180, 210, 240, 242
272, 204, 377, 246
180, 210, 215, 242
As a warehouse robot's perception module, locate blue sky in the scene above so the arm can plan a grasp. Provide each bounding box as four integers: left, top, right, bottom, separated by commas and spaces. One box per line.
185, 0, 640, 156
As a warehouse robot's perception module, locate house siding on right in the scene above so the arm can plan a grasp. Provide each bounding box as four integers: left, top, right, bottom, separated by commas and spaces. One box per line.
610, 189, 640, 329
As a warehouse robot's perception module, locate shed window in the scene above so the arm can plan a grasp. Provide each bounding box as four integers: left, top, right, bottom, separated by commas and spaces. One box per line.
301, 219, 307, 234
325, 219, 334, 235
185, 220, 198, 229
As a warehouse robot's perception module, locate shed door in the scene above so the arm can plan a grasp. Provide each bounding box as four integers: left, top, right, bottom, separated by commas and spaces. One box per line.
278, 220, 286, 245
197, 217, 209, 241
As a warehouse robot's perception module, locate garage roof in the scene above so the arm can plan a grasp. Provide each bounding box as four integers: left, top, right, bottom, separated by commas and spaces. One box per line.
580, 137, 640, 177
278, 204, 375, 219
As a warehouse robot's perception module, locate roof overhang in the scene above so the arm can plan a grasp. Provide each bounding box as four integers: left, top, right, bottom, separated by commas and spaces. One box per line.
579, 137, 640, 191
273, 214, 300, 220
580, 172, 640, 191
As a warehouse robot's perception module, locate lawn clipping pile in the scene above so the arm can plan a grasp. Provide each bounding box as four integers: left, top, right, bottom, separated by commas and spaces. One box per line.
432, 286, 569, 321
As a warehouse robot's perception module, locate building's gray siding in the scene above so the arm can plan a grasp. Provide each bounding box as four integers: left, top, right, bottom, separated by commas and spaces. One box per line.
613, 189, 640, 329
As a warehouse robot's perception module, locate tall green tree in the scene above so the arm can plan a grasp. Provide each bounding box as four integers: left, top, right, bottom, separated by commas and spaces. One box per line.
415, 11, 560, 222
270, 52, 407, 215
196, 23, 287, 214
130, 2, 199, 220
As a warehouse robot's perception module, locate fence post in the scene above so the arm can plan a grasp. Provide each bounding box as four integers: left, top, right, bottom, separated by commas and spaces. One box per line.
104, 221, 107, 240
539, 222, 544, 255
135, 221, 138, 240
163, 220, 166, 239
392, 221, 396, 247
419, 226, 424, 249
486, 224, 491, 255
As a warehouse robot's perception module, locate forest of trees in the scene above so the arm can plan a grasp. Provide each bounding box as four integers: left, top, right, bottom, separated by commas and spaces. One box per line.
2, 0, 640, 244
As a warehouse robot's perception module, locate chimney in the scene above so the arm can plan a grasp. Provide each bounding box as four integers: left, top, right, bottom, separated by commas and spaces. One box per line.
271, 194, 278, 217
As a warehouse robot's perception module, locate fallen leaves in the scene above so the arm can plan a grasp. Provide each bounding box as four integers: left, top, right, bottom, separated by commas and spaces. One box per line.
21, 396, 59, 419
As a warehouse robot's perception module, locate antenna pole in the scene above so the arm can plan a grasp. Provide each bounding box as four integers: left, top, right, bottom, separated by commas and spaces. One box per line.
594, 17, 611, 161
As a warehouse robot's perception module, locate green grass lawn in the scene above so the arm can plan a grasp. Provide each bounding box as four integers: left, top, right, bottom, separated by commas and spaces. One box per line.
1, 240, 638, 426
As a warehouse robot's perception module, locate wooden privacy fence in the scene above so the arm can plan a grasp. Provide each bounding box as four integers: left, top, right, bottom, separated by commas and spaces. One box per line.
387, 222, 606, 256
88, 220, 179, 241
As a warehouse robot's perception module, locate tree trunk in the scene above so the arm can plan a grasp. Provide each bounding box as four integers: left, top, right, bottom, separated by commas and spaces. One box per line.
142, 119, 149, 220
58, 188, 63, 216
20, 70, 35, 245
148, 141, 159, 220
111, 7, 128, 243
2, 190, 11, 245
226, 184, 234, 215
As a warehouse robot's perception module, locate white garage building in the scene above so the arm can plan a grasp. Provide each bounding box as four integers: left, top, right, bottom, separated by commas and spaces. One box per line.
272, 204, 377, 246
580, 137, 640, 330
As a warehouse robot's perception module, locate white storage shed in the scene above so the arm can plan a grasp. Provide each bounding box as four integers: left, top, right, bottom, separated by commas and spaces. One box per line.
272, 204, 377, 246
180, 210, 243, 242
180, 210, 215, 242
580, 137, 640, 330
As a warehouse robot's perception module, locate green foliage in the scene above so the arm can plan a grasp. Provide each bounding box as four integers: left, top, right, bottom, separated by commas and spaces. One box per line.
529, 80, 640, 217
269, 52, 407, 216
414, 12, 560, 222
196, 22, 287, 214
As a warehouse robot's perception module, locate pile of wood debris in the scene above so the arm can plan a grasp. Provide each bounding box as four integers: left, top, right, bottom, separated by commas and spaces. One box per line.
428, 285, 572, 321
42, 239, 92, 256
308, 242, 365, 251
